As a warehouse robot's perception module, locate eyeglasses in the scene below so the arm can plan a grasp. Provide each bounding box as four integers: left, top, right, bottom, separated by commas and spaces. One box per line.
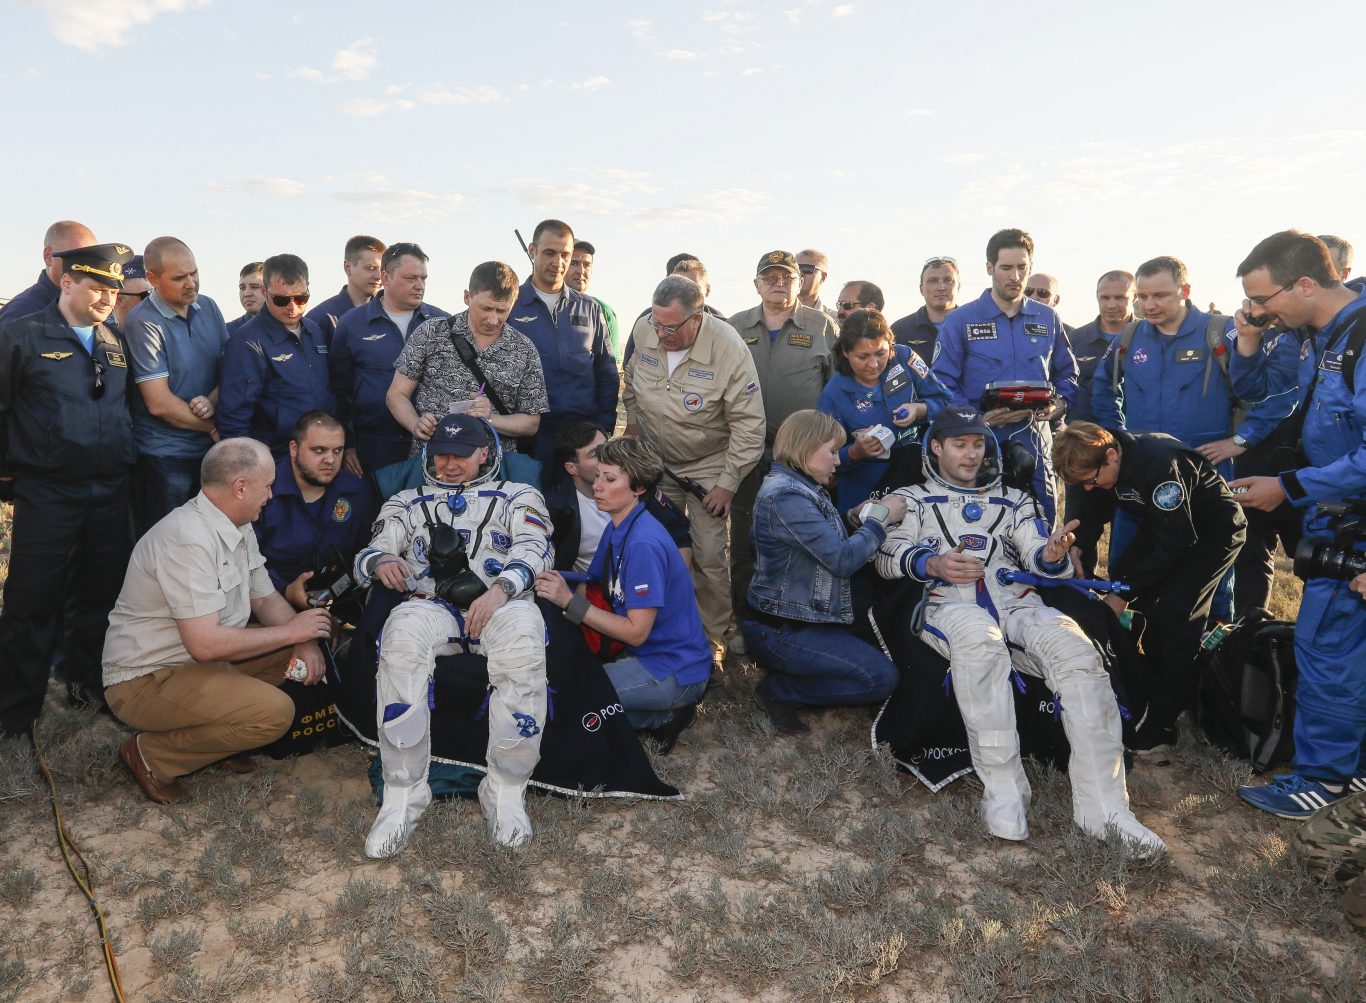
1077, 465, 1105, 487
1024, 287, 1054, 299
118, 290, 150, 301
91, 360, 106, 400
651, 312, 700, 336
1248, 281, 1297, 308
270, 292, 311, 307
797, 263, 821, 275
759, 273, 795, 286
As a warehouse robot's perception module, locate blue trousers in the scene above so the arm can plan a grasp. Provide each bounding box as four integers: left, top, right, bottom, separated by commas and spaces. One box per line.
1292, 577, 1366, 783
602, 656, 706, 730
742, 619, 899, 708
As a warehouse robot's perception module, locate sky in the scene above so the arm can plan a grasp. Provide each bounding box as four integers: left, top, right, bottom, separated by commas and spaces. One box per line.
2, 0, 1364, 328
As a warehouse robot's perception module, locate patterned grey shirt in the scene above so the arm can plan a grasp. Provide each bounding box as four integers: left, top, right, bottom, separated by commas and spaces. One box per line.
395, 311, 550, 453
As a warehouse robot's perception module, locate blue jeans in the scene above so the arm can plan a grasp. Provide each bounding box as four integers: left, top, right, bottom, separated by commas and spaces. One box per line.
602, 656, 707, 729
133, 453, 203, 537
741, 619, 899, 707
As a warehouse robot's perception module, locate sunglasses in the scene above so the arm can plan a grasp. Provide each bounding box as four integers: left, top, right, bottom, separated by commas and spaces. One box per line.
92, 360, 106, 400
836, 300, 862, 311
1024, 287, 1053, 299
270, 292, 311, 307
923, 256, 957, 267
118, 290, 151, 301
797, 263, 821, 275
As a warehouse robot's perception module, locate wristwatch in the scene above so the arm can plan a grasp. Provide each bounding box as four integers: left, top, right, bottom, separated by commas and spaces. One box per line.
1232, 434, 1248, 448
859, 502, 891, 525
495, 578, 518, 598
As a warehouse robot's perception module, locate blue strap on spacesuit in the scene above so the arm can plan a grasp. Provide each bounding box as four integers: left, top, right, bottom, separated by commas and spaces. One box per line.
994, 567, 1132, 596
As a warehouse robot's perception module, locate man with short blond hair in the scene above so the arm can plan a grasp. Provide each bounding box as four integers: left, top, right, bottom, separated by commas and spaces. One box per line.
306, 235, 385, 344
796, 248, 839, 324
0, 219, 98, 323
891, 255, 960, 359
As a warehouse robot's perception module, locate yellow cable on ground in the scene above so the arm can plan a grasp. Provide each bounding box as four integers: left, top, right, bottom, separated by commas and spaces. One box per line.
31, 723, 128, 1003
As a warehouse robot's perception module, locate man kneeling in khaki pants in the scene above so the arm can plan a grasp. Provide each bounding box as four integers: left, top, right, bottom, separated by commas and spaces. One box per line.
103, 438, 334, 803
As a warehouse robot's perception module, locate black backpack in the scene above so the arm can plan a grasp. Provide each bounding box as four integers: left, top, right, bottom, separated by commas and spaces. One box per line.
1196, 608, 1297, 773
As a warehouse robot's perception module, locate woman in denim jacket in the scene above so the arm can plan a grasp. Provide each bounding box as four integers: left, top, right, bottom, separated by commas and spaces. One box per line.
741, 410, 904, 733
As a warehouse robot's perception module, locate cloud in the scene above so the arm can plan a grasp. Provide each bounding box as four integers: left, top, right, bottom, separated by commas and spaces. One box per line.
206, 175, 307, 198
831, 3, 855, 16
519, 182, 622, 216
572, 75, 611, 92
21, 0, 210, 51
629, 187, 768, 228
331, 188, 434, 206
341, 98, 398, 118
333, 37, 378, 80
942, 152, 985, 164
418, 84, 505, 106
626, 18, 654, 41
659, 49, 700, 60
340, 83, 502, 117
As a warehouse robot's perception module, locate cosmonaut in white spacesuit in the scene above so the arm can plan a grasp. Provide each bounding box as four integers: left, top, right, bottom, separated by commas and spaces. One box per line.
874, 407, 1164, 853
353, 414, 553, 857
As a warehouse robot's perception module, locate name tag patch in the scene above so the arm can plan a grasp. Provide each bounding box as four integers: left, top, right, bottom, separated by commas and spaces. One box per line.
640, 353, 659, 366
105, 351, 127, 367
687, 368, 715, 381
884, 371, 909, 395
1176, 348, 1204, 364
788, 332, 812, 348
1320, 351, 1343, 373
966, 323, 997, 342
1024, 323, 1047, 336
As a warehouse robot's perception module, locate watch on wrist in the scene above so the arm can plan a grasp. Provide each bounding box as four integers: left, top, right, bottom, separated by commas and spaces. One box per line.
859, 502, 890, 525
495, 578, 517, 598
1232, 434, 1248, 448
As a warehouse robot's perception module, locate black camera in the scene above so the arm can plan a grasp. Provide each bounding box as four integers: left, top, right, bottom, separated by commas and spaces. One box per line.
1293, 499, 1366, 582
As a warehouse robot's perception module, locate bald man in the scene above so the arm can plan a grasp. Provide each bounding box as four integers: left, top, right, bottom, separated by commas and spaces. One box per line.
0, 220, 98, 323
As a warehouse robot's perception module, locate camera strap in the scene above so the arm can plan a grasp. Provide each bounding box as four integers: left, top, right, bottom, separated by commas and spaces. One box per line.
447, 319, 515, 416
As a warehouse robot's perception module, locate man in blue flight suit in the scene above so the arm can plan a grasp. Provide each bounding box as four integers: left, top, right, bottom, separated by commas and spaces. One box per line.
218, 253, 337, 456
255, 411, 377, 610
0, 220, 98, 324
330, 242, 448, 477
0, 243, 138, 733
508, 219, 618, 468
929, 228, 1076, 524
305, 235, 385, 345
1228, 230, 1366, 818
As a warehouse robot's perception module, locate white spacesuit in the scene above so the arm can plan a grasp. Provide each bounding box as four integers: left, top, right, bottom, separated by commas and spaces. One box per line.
876, 409, 1163, 852
354, 417, 553, 857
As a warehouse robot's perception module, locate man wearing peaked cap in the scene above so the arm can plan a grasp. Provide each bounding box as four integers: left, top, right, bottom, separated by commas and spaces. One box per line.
0, 220, 98, 324
0, 242, 140, 734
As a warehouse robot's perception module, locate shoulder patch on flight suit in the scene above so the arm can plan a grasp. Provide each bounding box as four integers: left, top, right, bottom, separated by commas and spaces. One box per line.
1152, 480, 1185, 511
1024, 322, 1047, 336
966, 323, 997, 341
40, 351, 73, 360
105, 351, 127, 368
788, 332, 812, 348
743, 380, 759, 396
909, 354, 929, 378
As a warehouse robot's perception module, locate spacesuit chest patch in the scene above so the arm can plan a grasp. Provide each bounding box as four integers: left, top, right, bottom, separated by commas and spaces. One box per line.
958, 533, 988, 550
1152, 480, 1185, 511
489, 530, 512, 553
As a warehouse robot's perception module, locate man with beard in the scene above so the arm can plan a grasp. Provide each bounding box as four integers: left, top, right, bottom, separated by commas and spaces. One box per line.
254, 411, 377, 610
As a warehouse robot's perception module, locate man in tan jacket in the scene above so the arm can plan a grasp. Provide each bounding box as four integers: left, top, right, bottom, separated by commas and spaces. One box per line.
625, 275, 765, 671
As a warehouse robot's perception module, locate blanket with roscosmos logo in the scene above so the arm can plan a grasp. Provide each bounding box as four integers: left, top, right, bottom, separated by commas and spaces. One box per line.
335, 586, 682, 801
864, 575, 1148, 792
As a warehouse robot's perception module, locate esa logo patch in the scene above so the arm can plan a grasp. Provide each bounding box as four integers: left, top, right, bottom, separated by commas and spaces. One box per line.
1024, 322, 1047, 336
966, 323, 997, 342
958, 533, 988, 550
683, 391, 704, 412
1152, 480, 1185, 511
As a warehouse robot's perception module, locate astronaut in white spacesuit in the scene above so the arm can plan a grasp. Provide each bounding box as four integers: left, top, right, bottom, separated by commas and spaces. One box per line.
353, 415, 553, 857
875, 408, 1164, 853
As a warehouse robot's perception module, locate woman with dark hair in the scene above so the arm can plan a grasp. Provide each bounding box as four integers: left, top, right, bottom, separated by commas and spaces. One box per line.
818, 309, 949, 508
535, 437, 709, 752
742, 410, 905, 734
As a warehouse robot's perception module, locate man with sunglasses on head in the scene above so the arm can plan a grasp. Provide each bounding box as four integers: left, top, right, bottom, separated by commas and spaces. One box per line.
891, 256, 960, 360
123, 237, 231, 535
219, 253, 337, 457
728, 251, 840, 661
0, 243, 138, 733
796, 249, 839, 325
624, 275, 764, 671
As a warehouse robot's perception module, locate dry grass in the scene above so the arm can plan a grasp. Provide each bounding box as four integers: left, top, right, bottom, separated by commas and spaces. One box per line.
3, 505, 1355, 1002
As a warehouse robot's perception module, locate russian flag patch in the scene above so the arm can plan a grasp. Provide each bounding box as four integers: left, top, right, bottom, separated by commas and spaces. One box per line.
633, 583, 650, 595
524, 513, 548, 531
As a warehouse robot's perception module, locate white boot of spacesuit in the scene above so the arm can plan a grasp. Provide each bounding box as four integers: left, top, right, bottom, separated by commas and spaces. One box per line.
364, 600, 458, 858
928, 604, 1032, 841
475, 600, 547, 849
1010, 606, 1166, 855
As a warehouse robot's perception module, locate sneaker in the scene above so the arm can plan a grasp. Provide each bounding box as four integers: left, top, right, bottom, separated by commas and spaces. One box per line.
1238, 774, 1345, 819
1350, 776, 1366, 795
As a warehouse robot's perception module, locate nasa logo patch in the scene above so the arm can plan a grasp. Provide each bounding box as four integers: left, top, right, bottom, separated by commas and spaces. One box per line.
1152, 480, 1185, 511
1130, 348, 1149, 365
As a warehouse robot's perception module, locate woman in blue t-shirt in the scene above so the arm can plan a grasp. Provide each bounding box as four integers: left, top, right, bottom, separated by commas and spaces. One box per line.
535, 437, 710, 753
817, 309, 950, 509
